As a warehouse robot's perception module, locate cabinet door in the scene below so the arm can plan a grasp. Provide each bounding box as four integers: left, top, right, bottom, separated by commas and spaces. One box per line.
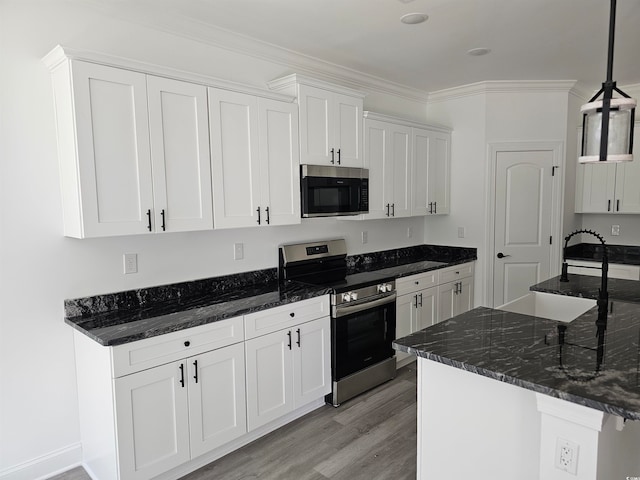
188, 343, 246, 458
428, 131, 451, 215
436, 282, 456, 324
258, 98, 301, 226
293, 317, 331, 407
390, 125, 412, 217
396, 293, 418, 364
416, 287, 437, 331
147, 76, 213, 232
298, 84, 332, 165
412, 128, 430, 216
114, 362, 190, 480
333, 92, 363, 167
245, 329, 294, 431
579, 162, 617, 213
454, 276, 474, 316
363, 119, 393, 219
209, 89, 261, 228
71, 61, 153, 237
615, 141, 640, 213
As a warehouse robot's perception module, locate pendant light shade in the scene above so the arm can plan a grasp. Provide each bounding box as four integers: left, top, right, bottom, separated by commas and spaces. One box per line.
579, 0, 636, 164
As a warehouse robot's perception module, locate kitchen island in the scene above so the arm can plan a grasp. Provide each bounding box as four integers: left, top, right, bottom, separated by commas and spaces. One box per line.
393, 274, 640, 480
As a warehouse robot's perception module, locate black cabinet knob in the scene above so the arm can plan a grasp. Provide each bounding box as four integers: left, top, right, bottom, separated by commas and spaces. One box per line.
184, 341, 191, 347
290, 312, 295, 317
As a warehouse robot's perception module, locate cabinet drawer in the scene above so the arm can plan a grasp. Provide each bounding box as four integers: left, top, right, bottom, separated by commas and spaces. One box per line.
438, 262, 474, 284
244, 296, 330, 340
396, 271, 438, 296
111, 316, 244, 377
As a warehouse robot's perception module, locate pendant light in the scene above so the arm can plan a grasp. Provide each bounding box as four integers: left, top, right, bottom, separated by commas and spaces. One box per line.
579, 0, 636, 163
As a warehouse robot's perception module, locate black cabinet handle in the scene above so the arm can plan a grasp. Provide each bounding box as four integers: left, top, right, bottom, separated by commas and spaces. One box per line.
414, 294, 418, 308
428, 202, 433, 214
265, 206, 270, 225
289, 312, 295, 317
256, 206, 261, 225
296, 328, 301, 347
184, 340, 190, 347
608, 200, 611, 212
287, 330, 292, 350
433, 202, 437, 214
337, 148, 341, 165
193, 360, 198, 383
386, 203, 390, 216
391, 203, 395, 216
419, 293, 423, 307
617, 199, 620, 212
179, 363, 185, 388
146, 209, 152, 231
161, 209, 166, 231
330, 148, 335, 164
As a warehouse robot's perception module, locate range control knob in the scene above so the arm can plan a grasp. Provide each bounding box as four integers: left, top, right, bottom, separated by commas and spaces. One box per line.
350, 292, 358, 301
377, 284, 389, 293
341, 292, 352, 302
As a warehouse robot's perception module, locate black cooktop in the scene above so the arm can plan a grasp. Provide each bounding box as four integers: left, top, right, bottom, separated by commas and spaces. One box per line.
298, 270, 395, 293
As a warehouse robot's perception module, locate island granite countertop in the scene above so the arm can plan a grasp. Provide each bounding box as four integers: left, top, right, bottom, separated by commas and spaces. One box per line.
65, 244, 477, 346
393, 273, 640, 420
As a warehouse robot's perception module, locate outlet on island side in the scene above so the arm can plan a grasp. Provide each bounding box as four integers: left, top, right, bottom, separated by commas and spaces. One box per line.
123, 253, 138, 274
612, 224, 620, 236
555, 437, 579, 475
233, 243, 244, 260
361, 231, 368, 244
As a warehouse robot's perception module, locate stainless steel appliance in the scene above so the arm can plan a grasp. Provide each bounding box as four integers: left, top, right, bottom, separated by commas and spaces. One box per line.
279, 239, 396, 406
300, 165, 369, 217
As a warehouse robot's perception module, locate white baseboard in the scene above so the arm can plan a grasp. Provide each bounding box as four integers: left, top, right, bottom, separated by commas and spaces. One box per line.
0, 443, 82, 480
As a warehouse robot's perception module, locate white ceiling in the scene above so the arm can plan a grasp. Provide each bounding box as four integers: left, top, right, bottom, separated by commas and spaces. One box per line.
78, 0, 640, 94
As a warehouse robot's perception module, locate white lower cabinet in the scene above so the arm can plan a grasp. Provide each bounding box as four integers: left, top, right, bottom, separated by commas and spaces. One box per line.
245, 316, 331, 431
113, 342, 246, 480
437, 263, 475, 323
396, 287, 437, 366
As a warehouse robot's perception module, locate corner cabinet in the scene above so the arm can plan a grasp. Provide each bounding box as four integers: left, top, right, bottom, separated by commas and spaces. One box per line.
268, 74, 365, 167
45, 56, 213, 237
209, 90, 300, 228
575, 123, 640, 214
73, 296, 330, 480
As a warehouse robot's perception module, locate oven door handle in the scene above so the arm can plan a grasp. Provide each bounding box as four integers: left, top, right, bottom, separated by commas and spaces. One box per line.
334, 293, 396, 318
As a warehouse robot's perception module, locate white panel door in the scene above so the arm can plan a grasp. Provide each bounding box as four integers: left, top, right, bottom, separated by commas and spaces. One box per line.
258, 98, 301, 226
363, 119, 393, 219
493, 150, 553, 306
114, 362, 190, 480
428, 131, 451, 215
209, 89, 260, 228
436, 282, 456, 324
454, 277, 474, 316
298, 84, 332, 165
147, 76, 213, 232
188, 343, 246, 458
333, 92, 363, 167
415, 287, 437, 331
391, 126, 412, 218
580, 163, 617, 213
293, 318, 331, 407
412, 128, 430, 216
71, 61, 153, 237
245, 329, 294, 431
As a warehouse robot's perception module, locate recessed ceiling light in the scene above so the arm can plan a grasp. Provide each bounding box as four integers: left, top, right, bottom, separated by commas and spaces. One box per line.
400, 13, 429, 25
467, 47, 491, 56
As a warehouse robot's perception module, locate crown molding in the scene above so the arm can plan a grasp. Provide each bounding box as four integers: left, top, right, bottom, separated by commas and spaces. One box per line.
268, 74, 367, 98
428, 80, 579, 103
363, 111, 451, 132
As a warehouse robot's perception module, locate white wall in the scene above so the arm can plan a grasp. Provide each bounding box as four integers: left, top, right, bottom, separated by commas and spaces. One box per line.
0, 2, 429, 478
425, 85, 580, 307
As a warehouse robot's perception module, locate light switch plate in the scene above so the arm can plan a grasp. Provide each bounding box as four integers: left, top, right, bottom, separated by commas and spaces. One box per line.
123, 253, 138, 274
612, 225, 620, 236
234, 243, 244, 260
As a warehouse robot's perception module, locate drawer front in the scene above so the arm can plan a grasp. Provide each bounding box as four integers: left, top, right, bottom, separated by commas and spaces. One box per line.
396, 271, 438, 296
112, 316, 244, 377
438, 262, 474, 284
244, 296, 330, 340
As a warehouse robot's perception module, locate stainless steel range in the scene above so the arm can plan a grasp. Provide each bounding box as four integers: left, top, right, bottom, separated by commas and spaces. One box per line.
279, 239, 396, 406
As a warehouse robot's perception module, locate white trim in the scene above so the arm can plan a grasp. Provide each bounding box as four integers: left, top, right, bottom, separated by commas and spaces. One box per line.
535, 393, 605, 432
362, 111, 451, 132
268, 73, 366, 98
0, 443, 82, 480
485, 141, 565, 307
428, 80, 579, 103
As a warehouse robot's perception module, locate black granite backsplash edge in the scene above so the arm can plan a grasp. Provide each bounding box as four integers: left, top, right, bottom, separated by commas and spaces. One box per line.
565, 243, 640, 266
347, 244, 477, 272
64, 268, 278, 318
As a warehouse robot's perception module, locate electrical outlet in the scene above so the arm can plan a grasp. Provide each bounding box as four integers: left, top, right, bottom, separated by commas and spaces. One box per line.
233, 243, 244, 260
458, 227, 465, 239
123, 253, 138, 274
361, 231, 368, 244
555, 438, 579, 475
407, 226, 413, 238
612, 224, 620, 236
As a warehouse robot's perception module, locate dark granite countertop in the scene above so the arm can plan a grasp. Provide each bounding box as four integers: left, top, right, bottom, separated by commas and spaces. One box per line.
394, 274, 640, 420
565, 242, 640, 266
65, 244, 477, 347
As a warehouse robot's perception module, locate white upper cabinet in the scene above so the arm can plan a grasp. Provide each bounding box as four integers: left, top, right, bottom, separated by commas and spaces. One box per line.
268, 74, 365, 167
363, 118, 412, 219
147, 76, 213, 232
576, 124, 640, 214
209, 89, 300, 229
413, 127, 451, 216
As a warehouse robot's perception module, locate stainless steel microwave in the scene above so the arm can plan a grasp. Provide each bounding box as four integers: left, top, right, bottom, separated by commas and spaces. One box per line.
300, 165, 369, 217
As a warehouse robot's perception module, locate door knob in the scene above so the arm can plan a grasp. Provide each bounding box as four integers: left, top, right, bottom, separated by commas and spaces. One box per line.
496, 252, 511, 259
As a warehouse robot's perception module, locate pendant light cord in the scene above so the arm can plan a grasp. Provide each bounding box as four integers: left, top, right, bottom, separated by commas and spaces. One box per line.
606, 0, 616, 85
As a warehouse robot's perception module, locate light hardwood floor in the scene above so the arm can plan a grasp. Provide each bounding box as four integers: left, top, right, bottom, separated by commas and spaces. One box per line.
52, 364, 417, 480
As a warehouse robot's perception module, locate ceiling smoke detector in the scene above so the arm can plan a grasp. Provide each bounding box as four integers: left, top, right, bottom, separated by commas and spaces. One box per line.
400, 13, 429, 25
467, 48, 491, 56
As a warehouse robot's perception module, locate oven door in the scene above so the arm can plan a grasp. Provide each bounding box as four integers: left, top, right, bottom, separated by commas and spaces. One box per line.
332, 294, 396, 381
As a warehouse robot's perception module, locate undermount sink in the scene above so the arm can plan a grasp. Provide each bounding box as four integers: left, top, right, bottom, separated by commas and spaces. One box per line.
497, 291, 597, 322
